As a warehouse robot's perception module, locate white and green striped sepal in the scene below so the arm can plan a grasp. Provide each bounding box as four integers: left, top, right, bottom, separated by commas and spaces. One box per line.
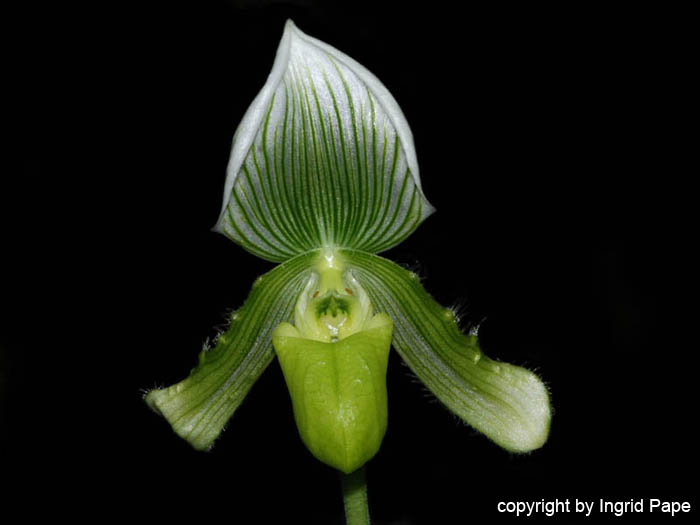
213, 20, 434, 262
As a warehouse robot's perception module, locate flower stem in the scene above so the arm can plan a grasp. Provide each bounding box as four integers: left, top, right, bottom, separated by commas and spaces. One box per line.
342, 466, 370, 525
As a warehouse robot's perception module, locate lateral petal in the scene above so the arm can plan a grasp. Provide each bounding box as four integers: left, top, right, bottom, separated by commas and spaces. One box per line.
344, 250, 551, 453
145, 251, 316, 450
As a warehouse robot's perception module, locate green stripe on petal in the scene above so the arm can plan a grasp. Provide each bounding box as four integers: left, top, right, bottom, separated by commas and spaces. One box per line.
213, 20, 434, 261
342, 249, 551, 453
145, 250, 317, 450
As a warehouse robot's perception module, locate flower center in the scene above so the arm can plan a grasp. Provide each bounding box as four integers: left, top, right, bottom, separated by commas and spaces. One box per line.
294, 250, 373, 342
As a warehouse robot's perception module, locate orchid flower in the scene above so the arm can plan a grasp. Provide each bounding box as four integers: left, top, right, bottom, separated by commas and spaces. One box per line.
146, 20, 551, 524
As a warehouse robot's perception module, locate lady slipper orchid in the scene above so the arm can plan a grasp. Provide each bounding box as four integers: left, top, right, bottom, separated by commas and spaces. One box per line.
146, 19, 551, 523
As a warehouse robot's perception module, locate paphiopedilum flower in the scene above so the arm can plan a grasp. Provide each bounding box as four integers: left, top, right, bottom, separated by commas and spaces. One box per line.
146, 19, 550, 521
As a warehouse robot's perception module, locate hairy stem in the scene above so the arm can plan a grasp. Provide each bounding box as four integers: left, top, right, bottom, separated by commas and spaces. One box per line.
342, 466, 370, 525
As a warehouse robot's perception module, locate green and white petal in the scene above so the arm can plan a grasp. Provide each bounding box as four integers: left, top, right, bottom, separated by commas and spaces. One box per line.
145, 251, 316, 450
214, 20, 434, 261
343, 250, 551, 453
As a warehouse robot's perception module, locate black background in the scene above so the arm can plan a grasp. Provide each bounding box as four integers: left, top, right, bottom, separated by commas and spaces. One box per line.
4, 1, 696, 523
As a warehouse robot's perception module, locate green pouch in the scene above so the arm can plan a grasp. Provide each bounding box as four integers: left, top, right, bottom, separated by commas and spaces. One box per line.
273, 313, 392, 473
